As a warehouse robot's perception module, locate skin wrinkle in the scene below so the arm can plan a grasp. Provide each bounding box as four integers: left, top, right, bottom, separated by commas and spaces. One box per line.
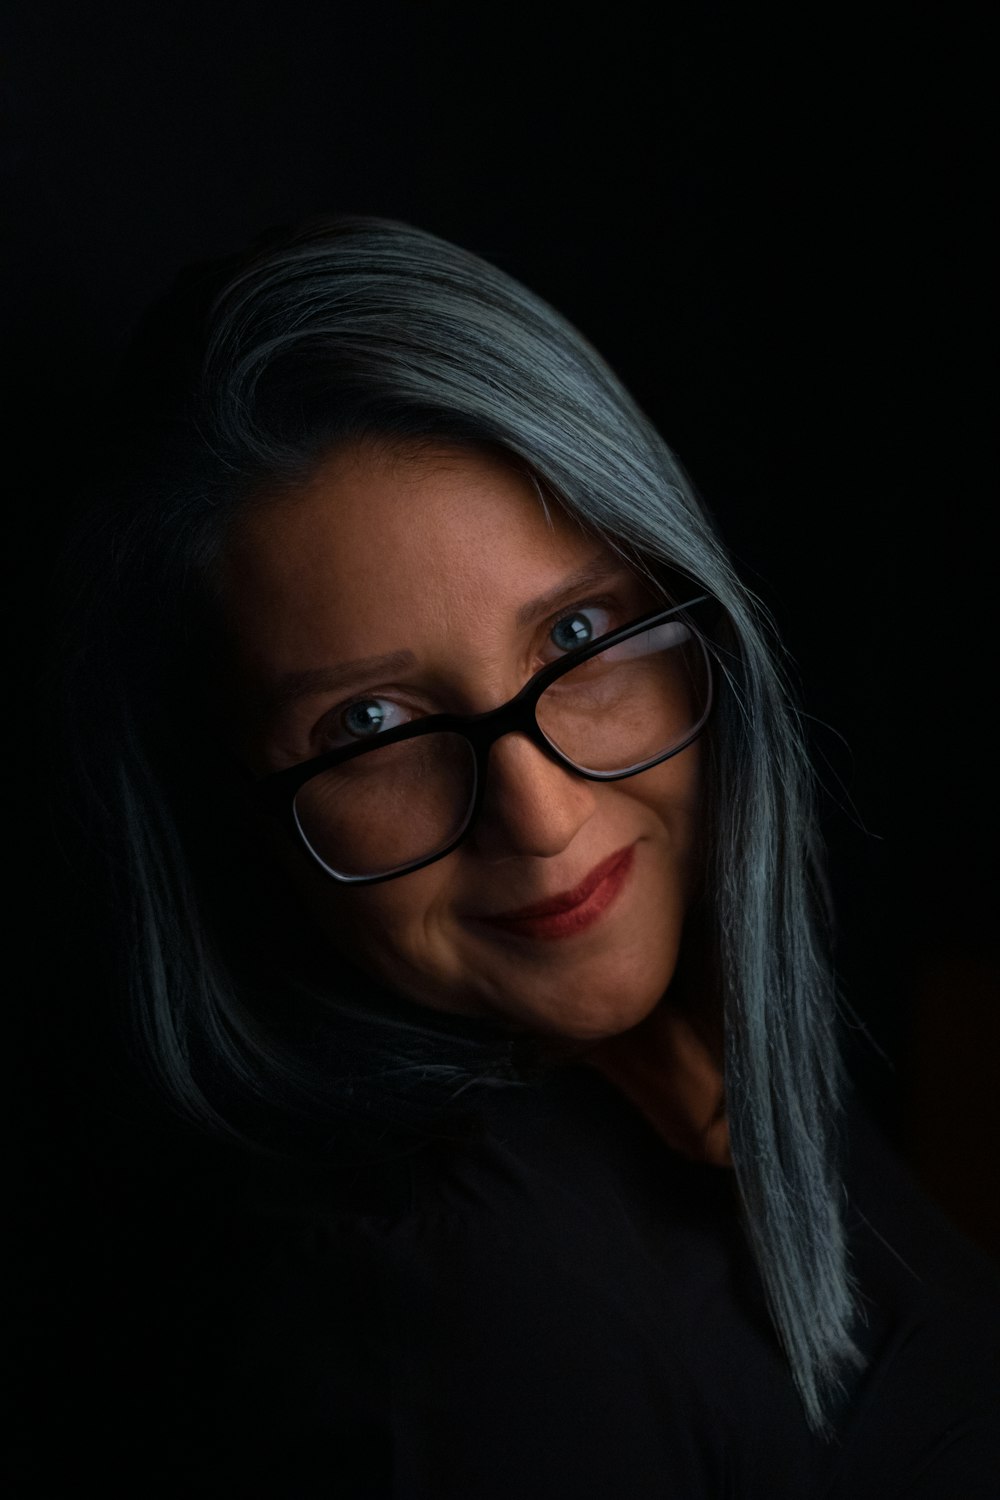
221, 437, 728, 1158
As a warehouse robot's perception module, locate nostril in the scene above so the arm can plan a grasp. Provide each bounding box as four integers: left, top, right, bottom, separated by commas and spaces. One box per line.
471, 734, 597, 860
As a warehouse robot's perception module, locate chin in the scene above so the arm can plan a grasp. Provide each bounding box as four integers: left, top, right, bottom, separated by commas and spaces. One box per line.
463, 960, 675, 1041
534, 993, 667, 1042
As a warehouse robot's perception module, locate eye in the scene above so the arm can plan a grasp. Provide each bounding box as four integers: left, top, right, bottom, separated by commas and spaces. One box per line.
320, 696, 412, 748
547, 605, 614, 656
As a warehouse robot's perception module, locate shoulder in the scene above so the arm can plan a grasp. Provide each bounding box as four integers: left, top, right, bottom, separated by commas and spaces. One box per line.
199, 1080, 823, 1497
215, 1082, 1000, 1499
189, 1120, 741, 1498
825, 1100, 1000, 1498
129, 1084, 1000, 1498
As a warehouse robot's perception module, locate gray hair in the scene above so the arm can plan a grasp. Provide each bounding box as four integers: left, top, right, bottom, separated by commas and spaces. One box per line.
59, 215, 865, 1436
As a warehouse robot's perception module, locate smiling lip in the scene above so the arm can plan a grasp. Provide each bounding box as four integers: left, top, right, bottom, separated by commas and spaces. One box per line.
476, 843, 637, 941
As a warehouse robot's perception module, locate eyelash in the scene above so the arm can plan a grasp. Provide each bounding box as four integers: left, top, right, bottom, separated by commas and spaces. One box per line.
312, 595, 626, 748
542, 598, 616, 652
557, 596, 618, 629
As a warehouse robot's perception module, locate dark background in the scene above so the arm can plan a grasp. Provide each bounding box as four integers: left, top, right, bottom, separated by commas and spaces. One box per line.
8, 5, 995, 1254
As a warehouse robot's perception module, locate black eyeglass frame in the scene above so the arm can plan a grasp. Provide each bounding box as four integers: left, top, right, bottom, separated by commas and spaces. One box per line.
255, 594, 717, 885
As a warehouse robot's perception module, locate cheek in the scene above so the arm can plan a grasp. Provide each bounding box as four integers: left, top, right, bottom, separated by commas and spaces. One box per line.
628, 745, 702, 849
620, 749, 704, 919
291, 855, 456, 971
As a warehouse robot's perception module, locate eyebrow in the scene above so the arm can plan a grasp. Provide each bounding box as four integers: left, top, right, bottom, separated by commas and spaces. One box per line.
264, 554, 630, 716
515, 555, 629, 627
264, 650, 418, 716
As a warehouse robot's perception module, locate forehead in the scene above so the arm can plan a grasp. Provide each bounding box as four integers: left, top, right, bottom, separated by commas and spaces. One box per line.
220, 442, 624, 665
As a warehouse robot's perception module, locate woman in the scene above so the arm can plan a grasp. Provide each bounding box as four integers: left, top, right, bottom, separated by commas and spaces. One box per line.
51, 216, 999, 1496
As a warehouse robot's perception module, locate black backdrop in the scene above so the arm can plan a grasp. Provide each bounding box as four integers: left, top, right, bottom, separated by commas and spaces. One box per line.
8, 5, 995, 1252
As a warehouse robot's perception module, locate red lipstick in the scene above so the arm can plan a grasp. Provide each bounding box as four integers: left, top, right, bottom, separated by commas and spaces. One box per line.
477, 843, 637, 941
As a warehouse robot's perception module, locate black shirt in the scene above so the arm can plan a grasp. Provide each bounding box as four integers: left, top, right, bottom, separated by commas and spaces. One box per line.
106, 1062, 997, 1498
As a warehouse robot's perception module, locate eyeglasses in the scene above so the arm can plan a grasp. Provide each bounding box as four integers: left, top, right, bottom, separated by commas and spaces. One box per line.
256, 595, 716, 885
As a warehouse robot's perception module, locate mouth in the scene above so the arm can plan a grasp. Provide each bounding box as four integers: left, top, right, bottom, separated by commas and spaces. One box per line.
475, 843, 637, 941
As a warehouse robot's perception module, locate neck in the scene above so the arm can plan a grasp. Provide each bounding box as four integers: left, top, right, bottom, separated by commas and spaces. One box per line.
582, 997, 732, 1167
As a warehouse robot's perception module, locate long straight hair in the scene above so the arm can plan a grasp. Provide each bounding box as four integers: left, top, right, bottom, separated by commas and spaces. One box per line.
57, 215, 865, 1435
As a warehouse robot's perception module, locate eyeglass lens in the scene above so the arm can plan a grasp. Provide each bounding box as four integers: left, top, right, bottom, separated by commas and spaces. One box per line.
293, 616, 709, 880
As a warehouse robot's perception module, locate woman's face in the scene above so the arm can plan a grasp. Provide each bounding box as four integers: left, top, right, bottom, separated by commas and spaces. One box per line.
221, 441, 702, 1041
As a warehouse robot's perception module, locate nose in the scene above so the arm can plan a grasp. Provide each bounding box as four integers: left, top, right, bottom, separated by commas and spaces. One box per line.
469, 731, 598, 861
